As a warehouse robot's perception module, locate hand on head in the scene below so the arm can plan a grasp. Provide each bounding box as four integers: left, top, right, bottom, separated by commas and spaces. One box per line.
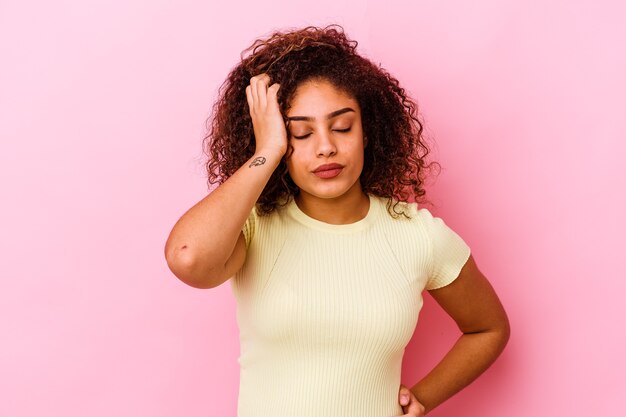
245, 73, 287, 158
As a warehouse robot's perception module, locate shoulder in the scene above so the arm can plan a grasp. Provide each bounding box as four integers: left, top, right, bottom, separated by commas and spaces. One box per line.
373, 196, 430, 245
375, 195, 434, 225
375, 196, 463, 247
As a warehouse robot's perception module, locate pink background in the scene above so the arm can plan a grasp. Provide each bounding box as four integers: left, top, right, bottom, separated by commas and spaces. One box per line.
1, 1, 624, 416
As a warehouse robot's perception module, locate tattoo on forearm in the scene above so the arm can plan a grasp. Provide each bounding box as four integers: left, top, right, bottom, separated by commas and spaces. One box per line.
249, 156, 266, 168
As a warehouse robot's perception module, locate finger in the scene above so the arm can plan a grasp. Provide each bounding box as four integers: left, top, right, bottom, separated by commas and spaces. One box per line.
405, 398, 424, 416
268, 82, 280, 95
249, 77, 259, 108
245, 85, 253, 112
400, 396, 425, 417
254, 74, 268, 108
398, 386, 410, 407
254, 72, 269, 83
267, 83, 280, 108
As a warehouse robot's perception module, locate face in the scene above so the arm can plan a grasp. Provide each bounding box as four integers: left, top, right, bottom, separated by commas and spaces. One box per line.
285, 79, 366, 201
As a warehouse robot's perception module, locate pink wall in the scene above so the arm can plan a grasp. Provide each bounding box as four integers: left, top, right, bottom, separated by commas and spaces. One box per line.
1, 1, 623, 416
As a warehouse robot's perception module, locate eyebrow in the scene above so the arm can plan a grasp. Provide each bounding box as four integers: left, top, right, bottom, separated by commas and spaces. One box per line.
286, 107, 355, 122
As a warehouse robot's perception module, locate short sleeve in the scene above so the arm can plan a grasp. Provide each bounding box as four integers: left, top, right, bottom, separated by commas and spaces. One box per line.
420, 208, 471, 291
241, 205, 258, 250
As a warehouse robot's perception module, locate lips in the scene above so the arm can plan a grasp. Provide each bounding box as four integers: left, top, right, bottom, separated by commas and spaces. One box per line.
313, 163, 344, 179
313, 163, 344, 173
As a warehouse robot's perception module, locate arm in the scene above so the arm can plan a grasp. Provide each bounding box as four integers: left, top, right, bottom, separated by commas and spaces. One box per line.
164, 150, 282, 289
164, 73, 286, 289
408, 254, 510, 414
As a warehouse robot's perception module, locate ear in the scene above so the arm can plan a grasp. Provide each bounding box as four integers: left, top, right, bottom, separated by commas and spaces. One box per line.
363, 136, 368, 148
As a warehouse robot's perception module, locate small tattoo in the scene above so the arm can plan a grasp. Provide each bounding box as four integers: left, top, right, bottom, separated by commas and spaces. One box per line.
249, 156, 266, 168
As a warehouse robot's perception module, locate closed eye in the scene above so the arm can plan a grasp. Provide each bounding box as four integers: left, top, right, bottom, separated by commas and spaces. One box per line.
293, 133, 312, 139
292, 127, 351, 140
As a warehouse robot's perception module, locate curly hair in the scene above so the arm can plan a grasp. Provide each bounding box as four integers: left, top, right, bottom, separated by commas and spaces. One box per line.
203, 24, 440, 217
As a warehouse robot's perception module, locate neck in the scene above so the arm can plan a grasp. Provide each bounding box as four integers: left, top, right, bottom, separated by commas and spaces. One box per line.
294, 186, 370, 225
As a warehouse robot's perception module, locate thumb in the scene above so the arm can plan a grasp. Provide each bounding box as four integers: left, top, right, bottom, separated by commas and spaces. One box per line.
399, 386, 410, 406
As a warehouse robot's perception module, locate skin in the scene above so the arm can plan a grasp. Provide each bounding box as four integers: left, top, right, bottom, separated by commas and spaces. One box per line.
285, 78, 371, 224
166, 72, 509, 414
397, 253, 510, 415
278, 80, 510, 417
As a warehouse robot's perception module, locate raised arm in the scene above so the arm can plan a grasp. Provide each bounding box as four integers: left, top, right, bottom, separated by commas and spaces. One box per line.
164, 73, 286, 289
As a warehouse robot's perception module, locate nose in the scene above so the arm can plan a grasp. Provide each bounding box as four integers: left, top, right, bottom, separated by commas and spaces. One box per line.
316, 130, 337, 157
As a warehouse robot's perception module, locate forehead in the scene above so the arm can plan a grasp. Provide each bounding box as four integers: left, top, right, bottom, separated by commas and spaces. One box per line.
287, 80, 359, 116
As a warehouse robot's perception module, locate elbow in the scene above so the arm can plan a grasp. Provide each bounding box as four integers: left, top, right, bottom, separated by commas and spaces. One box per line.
466, 315, 511, 354
164, 247, 223, 289
502, 316, 511, 348
490, 305, 511, 351
492, 315, 511, 355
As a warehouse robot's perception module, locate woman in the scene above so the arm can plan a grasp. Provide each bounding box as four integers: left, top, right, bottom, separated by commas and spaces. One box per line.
165, 25, 510, 417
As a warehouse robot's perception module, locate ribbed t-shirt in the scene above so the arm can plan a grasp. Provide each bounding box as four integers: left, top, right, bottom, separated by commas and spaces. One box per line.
230, 193, 471, 417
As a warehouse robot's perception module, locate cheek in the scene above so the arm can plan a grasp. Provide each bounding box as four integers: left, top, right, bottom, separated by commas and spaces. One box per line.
287, 142, 308, 161
345, 141, 365, 160
286, 154, 303, 177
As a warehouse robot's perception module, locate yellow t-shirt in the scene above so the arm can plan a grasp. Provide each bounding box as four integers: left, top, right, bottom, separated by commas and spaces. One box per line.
231, 193, 471, 417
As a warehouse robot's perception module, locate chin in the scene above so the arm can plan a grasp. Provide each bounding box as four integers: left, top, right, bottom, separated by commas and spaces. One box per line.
310, 191, 349, 200
300, 181, 360, 200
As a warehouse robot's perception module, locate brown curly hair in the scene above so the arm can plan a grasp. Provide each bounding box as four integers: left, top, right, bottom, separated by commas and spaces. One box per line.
204, 24, 439, 217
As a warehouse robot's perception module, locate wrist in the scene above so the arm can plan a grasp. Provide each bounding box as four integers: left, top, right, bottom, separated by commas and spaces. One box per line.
254, 147, 286, 161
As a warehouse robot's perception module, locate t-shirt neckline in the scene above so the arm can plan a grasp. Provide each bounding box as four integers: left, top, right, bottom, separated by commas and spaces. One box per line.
287, 193, 380, 233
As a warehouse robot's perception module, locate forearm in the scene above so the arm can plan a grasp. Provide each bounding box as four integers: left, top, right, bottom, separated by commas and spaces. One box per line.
409, 328, 509, 414
164, 150, 282, 276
